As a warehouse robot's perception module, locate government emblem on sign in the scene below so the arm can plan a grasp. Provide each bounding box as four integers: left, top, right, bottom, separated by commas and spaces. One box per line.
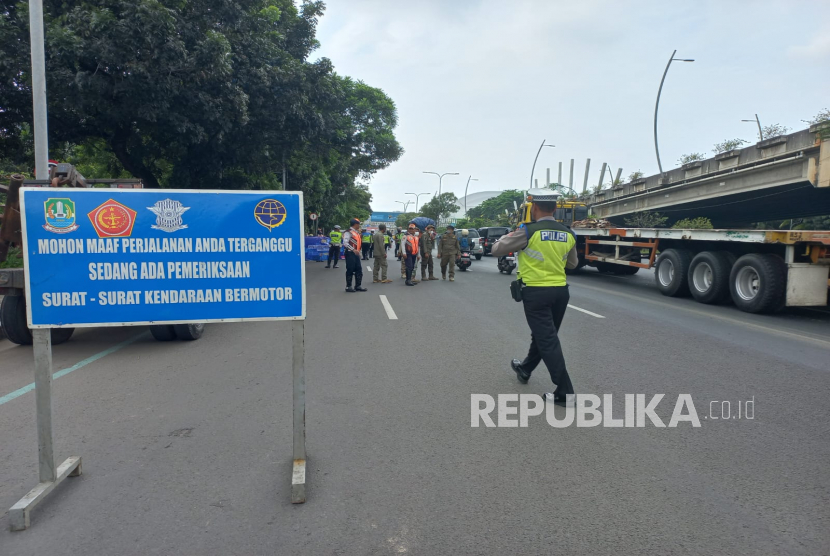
88, 199, 137, 238
42, 198, 79, 234
254, 199, 287, 231
147, 198, 190, 232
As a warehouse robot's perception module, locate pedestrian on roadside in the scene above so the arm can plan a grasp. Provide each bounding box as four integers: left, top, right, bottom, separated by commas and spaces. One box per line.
343, 219, 367, 292
402, 223, 421, 286
361, 228, 372, 260
491, 189, 579, 405
437, 223, 461, 281
373, 224, 393, 283
325, 225, 343, 269
420, 224, 438, 281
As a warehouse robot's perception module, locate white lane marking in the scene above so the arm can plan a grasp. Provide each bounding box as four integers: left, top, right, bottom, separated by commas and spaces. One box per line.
379, 295, 398, 320
367, 266, 373, 273
568, 304, 605, 319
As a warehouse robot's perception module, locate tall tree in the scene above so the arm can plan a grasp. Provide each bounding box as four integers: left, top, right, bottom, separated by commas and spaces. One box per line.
0, 0, 402, 211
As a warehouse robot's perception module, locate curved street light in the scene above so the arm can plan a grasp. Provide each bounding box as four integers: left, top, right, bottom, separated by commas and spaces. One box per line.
423, 171, 458, 223
405, 192, 431, 212
463, 176, 478, 218
742, 114, 764, 141
530, 141, 555, 188
395, 200, 411, 212
654, 50, 694, 175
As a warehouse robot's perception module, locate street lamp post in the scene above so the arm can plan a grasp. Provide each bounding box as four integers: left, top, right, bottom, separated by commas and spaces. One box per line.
423, 171, 458, 222
654, 50, 694, 175
405, 192, 431, 212
530, 141, 555, 189
395, 200, 411, 213
463, 176, 478, 218
742, 114, 764, 141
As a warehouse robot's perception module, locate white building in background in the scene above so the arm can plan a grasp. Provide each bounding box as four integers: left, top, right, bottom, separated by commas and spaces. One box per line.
450, 190, 506, 219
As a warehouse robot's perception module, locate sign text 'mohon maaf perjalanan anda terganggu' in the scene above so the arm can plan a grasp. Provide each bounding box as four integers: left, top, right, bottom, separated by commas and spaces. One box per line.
20, 189, 305, 327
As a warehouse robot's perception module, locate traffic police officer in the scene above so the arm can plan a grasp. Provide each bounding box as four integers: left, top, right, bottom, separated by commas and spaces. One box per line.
361, 228, 372, 260
491, 190, 579, 405
325, 225, 342, 268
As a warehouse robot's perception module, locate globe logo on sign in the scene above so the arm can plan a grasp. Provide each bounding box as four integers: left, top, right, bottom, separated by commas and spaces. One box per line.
254, 199, 287, 232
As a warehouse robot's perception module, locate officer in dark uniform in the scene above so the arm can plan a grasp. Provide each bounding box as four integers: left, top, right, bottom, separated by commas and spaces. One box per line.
491, 189, 579, 406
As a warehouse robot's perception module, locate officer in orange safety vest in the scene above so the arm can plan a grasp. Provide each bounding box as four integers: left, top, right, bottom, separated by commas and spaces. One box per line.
402, 223, 421, 286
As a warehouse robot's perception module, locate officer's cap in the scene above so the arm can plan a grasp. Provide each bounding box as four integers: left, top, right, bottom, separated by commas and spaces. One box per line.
526, 188, 562, 203
334, 225, 341, 230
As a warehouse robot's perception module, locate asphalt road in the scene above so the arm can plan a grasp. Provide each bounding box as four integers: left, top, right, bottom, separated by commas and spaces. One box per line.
1, 254, 828, 554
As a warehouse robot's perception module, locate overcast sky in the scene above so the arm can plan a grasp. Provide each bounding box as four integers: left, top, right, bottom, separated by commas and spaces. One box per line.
314, 0, 830, 212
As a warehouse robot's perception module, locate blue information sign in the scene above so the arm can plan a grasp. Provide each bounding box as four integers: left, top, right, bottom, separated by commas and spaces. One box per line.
20, 189, 305, 327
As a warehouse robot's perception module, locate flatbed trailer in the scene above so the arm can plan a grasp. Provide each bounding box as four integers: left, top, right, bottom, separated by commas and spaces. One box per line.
571, 226, 830, 313
1, 167, 206, 345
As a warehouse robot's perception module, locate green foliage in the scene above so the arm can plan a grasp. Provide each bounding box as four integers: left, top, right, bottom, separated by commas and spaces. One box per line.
753, 216, 830, 230
713, 139, 747, 154
624, 211, 668, 228
395, 212, 419, 229
467, 190, 524, 221
0, 246, 23, 269
678, 153, 705, 166
804, 108, 830, 126
628, 171, 644, 182
419, 192, 459, 222
761, 123, 790, 139
0, 0, 401, 222
454, 217, 490, 230
672, 217, 714, 229
805, 109, 830, 140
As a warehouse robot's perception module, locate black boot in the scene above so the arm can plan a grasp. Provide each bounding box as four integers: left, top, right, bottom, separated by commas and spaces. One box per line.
355, 281, 367, 292
345, 282, 354, 292
405, 269, 415, 286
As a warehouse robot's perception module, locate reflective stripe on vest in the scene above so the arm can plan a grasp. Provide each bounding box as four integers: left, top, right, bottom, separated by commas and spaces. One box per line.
362, 233, 371, 243
405, 234, 419, 255
517, 221, 575, 286
329, 231, 342, 245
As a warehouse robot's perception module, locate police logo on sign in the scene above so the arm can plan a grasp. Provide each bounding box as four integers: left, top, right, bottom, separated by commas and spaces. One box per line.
148, 198, 190, 233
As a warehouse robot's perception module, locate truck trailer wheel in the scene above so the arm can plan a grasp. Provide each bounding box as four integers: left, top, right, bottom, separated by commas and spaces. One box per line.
150, 325, 178, 341
654, 249, 693, 297
174, 323, 205, 341
729, 254, 786, 313
688, 251, 732, 304
0, 296, 75, 346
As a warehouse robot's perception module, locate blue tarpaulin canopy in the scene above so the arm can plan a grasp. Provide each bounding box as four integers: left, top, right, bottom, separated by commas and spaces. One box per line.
408, 216, 435, 230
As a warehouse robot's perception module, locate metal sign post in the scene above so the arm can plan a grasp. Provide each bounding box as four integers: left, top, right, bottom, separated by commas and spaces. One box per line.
8, 329, 82, 531
12, 188, 308, 529
291, 319, 306, 503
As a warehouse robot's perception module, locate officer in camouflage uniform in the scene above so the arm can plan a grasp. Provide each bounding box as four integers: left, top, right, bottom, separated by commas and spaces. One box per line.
420, 224, 438, 281
437, 223, 461, 281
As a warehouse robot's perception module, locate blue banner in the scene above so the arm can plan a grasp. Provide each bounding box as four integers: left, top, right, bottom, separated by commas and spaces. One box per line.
20, 189, 305, 327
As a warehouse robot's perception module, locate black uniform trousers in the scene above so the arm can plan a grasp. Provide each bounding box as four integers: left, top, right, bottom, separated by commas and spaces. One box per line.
327, 245, 340, 266
519, 285, 574, 395
405, 253, 417, 280
345, 251, 363, 287
361, 243, 370, 259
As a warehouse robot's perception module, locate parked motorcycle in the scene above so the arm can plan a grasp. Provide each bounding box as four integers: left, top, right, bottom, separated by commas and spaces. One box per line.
497, 252, 517, 274
456, 250, 472, 271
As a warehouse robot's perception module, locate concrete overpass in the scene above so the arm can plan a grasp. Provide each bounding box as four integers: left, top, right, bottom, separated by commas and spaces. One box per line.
587, 124, 830, 227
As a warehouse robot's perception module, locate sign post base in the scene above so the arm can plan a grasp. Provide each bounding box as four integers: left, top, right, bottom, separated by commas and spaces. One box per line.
9, 328, 83, 531
9, 456, 82, 531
